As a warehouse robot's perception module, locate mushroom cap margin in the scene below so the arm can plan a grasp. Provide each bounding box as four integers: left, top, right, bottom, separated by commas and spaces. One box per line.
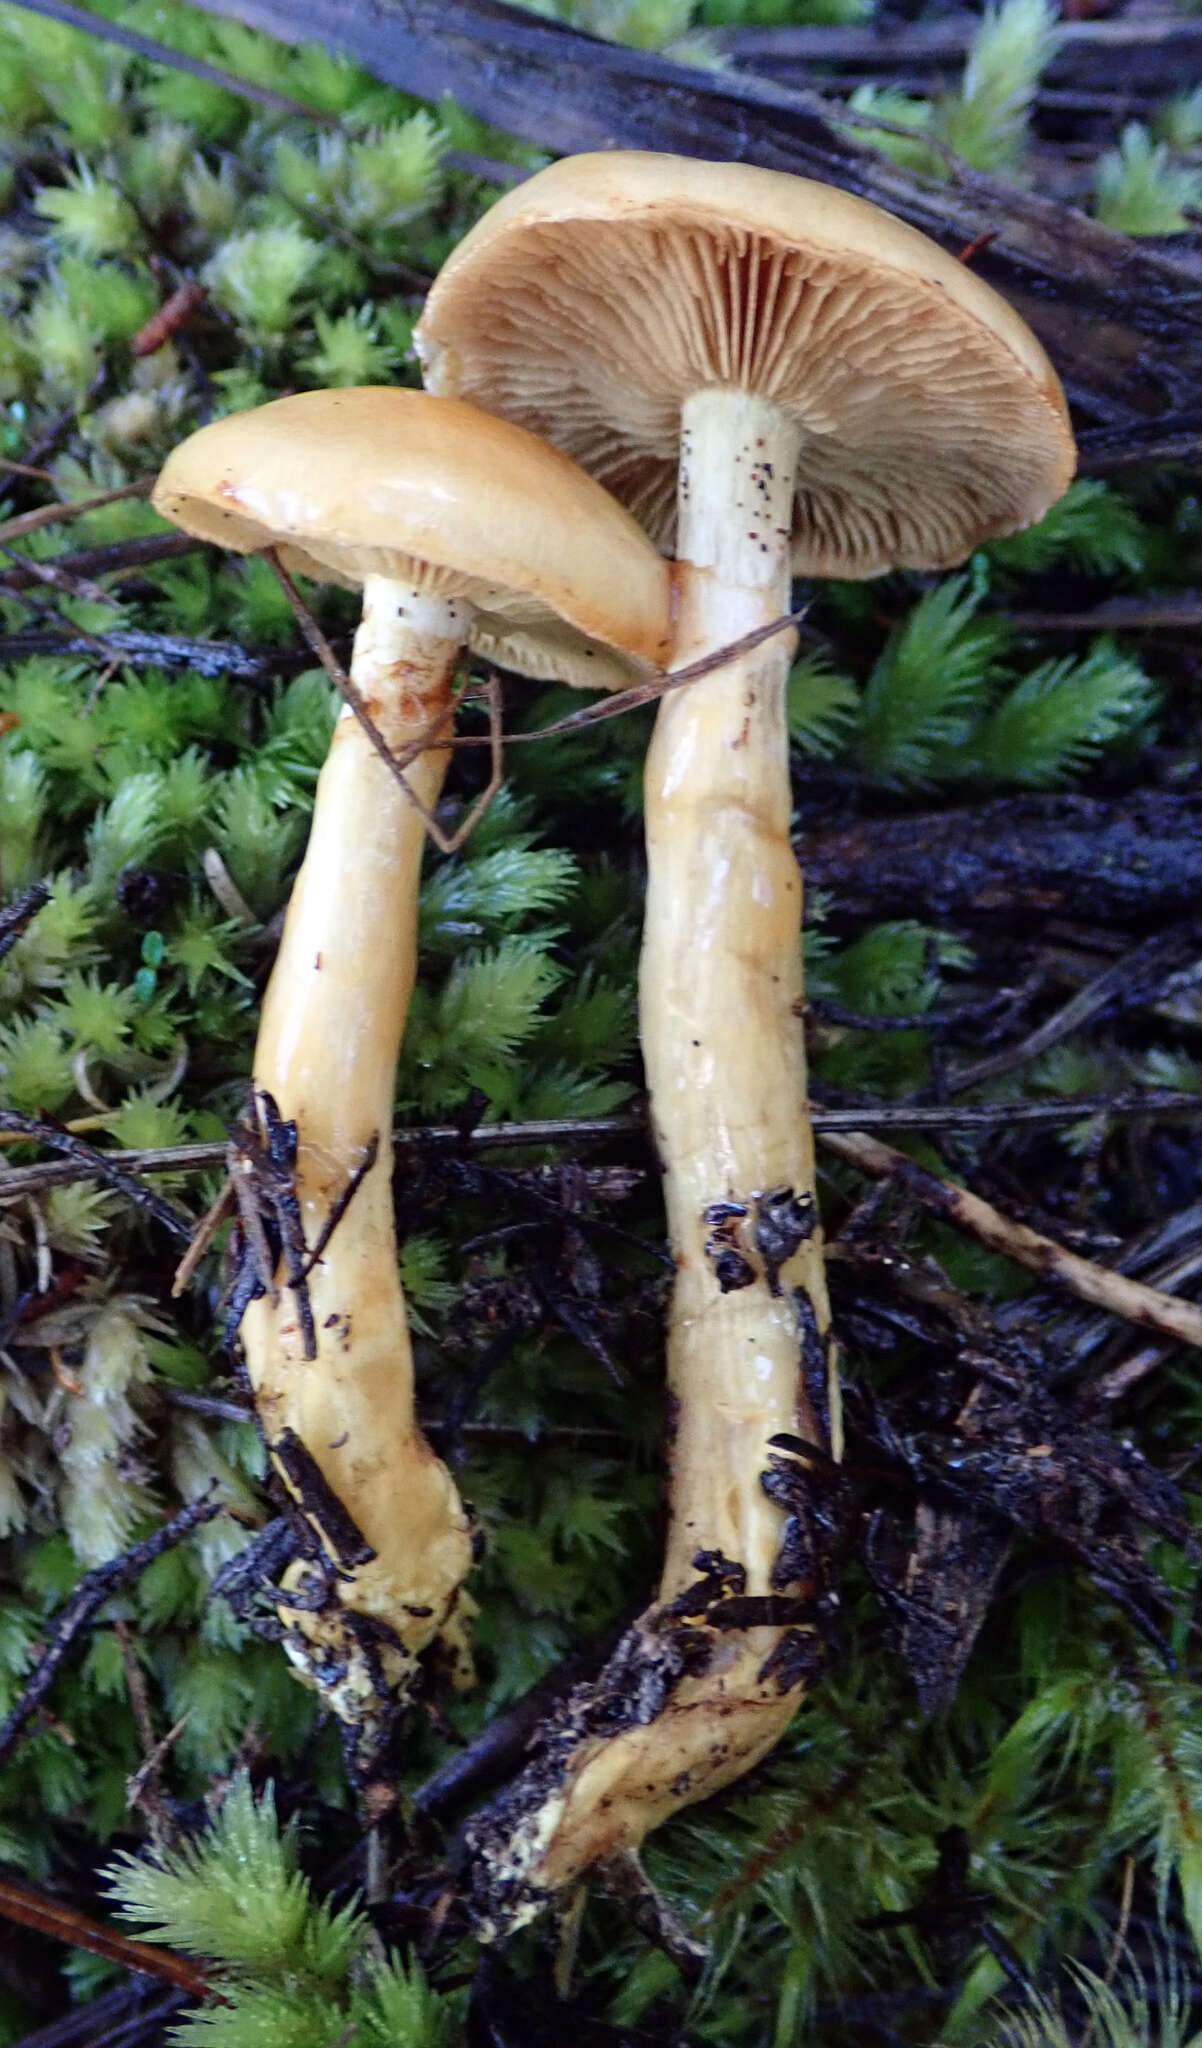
151, 386, 673, 674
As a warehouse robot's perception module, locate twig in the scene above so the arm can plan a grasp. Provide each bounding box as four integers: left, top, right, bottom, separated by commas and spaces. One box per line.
0, 623, 271, 679
162, 1384, 630, 1452
113, 1617, 181, 1845
947, 921, 1202, 1093
1007, 594, 1202, 634
0, 882, 51, 966
266, 550, 505, 854
130, 281, 207, 359
1080, 1854, 1135, 2048
0, 1497, 223, 1769
0, 1877, 210, 2001
0, 533, 199, 587
451, 610, 808, 747
810, 982, 1035, 1038
170, 1179, 235, 1298
163, 1387, 254, 1426
821, 1128, 1202, 1349
0, 1110, 193, 1239
10, 1982, 186, 2048
0, 456, 55, 483
1078, 414, 1202, 477
0, 479, 155, 547
4, 1094, 1201, 1199
0, 541, 117, 608
414, 1607, 637, 1816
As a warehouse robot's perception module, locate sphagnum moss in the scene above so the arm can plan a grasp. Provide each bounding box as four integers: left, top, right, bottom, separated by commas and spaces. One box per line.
0, 1, 1200, 2043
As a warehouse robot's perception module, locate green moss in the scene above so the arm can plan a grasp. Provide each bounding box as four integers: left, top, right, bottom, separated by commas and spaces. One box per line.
0, 4, 1196, 2042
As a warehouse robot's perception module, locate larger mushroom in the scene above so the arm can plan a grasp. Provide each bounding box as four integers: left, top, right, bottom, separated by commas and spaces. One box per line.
417, 155, 1076, 1925
153, 388, 671, 1748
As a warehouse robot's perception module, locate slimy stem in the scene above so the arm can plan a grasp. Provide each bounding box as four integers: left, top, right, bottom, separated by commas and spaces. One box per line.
467, 391, 838, 1930
240, 576, 477, 1726
650, 386, 832, 1599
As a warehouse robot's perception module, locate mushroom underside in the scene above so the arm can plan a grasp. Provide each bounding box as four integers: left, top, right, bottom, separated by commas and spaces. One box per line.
421, 213, 1073, 573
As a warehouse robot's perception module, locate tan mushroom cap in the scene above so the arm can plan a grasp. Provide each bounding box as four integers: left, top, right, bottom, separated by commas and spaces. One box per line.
417, 152, 1076, 579
152, 387, 673, 684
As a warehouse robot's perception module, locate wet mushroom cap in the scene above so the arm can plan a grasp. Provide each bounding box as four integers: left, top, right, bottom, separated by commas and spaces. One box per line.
152, 385, 673, 681
417, 152, 1077, 578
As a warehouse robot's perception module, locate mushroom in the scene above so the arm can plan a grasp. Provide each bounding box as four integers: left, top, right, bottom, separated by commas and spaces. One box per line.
417, 155, 1076, 1924
152, 387, 672, 1747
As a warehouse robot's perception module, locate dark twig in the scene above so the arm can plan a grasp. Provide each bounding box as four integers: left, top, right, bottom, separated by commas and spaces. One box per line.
0, 1497, 223, 1768
0, 541, 118, 608
0, 532, 200, 589
0, 479, 154, 547
0, 1110, 193, 1239
1006, 594, 1202, 634
10, 1982, 186, 2048
414, 1608, 638, 1817
302, 1134, 379, 1274
0, 624, 272, 679
3, 1094, 1201, 1200
163, 1384, 630, 1453
0, 883, 51, 967
1077, 414, 1202, 476
947, 921, 1202, 1094
810, 982, 1037, 1039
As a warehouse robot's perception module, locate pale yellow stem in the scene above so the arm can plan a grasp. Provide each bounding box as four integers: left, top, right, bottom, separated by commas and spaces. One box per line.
468, 392, 837, 1931
240, 576, 476, 1711
650, 387, 830, 1599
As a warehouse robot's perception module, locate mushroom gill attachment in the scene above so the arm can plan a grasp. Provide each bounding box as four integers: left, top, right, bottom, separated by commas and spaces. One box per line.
417, 150, 1075, 576
153, 388, 672, 1760
419, 155, 1076, 1924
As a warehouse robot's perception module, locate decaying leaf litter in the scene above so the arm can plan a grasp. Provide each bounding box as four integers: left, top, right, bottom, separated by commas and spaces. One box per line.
0, 0, 1200, 2040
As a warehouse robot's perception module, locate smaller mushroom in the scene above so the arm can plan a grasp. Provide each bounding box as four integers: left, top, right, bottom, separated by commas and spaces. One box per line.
153, 388, 671, 1746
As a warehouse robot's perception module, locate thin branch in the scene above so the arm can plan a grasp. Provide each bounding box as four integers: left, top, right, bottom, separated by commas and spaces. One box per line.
452, 610, 809, 747
0, 1109, 193, 1238
0, 625, 281, 679
0, 1876, 211, 2001
3, 1093, 1201, 1199
0, 1498, 224, 1769
0, 532, 198, 588
10, 1982, 186, 2048
1007, 594, 1202, 634
0, 882, 51, 966
0, 479, 154, 547
265, 551, 472, 850
821, 1127, 1202, 1349
0, 540, 118, 608
947, 921, 1202, 1094
1077, 414, 1202, 476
